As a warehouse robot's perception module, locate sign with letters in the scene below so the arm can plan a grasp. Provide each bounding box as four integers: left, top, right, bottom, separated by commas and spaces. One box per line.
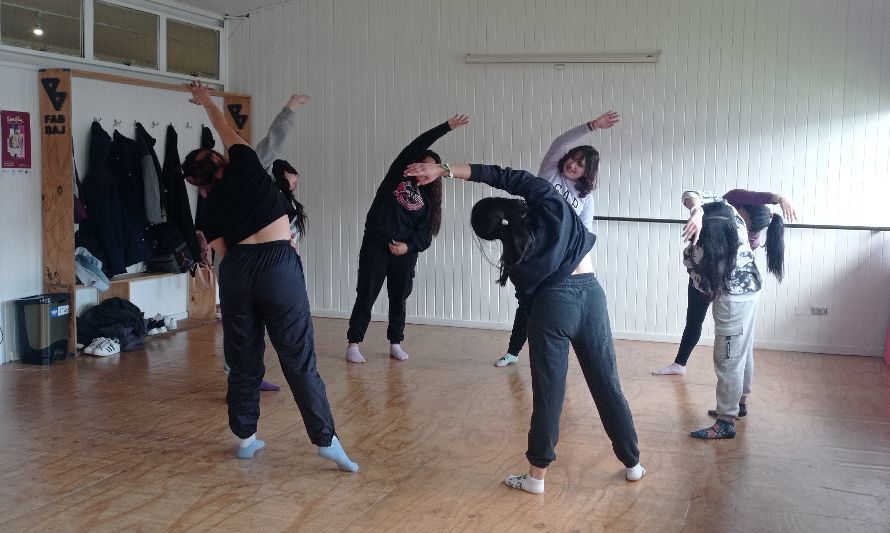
1, 110, 31, 170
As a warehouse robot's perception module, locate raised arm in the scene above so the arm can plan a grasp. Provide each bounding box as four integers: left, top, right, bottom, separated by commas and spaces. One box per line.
538, 111, 619, 175
187, 81, 246, 150
405, 163, 555, 205
723, 188, 798, 222
255, 94, 307, 169
384, 115, 469, 181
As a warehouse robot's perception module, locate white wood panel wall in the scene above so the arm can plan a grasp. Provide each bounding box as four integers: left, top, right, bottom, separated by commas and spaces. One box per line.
0, 62, 43, 364
228, 0, 890, 356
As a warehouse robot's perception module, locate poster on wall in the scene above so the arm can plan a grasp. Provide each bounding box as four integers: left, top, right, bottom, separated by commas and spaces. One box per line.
1, 110, 32, 172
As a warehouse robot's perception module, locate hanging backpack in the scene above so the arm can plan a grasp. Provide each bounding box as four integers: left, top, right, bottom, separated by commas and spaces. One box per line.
146, 222, 195, 273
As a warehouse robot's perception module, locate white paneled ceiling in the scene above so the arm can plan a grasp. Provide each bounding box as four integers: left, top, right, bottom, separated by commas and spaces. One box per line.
171, 0, 284, 16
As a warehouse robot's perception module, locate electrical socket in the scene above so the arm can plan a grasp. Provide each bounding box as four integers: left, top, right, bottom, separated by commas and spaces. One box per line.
810, 306, 828, 316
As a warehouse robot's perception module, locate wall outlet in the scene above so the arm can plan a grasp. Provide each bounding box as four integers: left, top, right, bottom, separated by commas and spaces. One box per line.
810, 306, 829, 316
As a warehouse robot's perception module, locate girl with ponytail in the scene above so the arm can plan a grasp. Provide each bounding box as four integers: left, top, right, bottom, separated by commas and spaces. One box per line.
653, 189, 797, 377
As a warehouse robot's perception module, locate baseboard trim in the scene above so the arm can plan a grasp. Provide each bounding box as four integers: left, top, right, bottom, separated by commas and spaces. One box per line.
310, 310, 882, 358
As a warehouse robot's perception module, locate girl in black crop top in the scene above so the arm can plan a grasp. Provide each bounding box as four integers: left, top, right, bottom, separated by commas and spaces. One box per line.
405, 161, 645, 494
181, 81, 358, 471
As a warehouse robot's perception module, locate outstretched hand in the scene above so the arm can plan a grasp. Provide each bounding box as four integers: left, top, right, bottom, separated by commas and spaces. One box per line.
404, 162, 445, 186
447, 114, 470, 129
187, 80, 212, 106
286, 94, 310, 111
778, 195, 798, 222
682, 210, 704, 246
590, 111, 620, 130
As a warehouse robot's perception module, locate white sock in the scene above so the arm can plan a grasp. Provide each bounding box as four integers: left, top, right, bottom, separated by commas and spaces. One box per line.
504, 473, 544, 494
239, 434, 256, 448
389, 344, 410, 361
346, 345, 366, 363
626, 463, 646, 481
652, 362, 686, 376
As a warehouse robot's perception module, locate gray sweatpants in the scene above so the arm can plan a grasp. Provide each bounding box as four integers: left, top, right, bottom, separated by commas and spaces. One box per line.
711, 291, 760, 422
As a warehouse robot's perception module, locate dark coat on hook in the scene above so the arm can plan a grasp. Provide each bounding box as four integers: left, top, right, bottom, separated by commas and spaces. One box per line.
135, 122, 165, 225
79, 121, 152, 275
161, 125, 201, 259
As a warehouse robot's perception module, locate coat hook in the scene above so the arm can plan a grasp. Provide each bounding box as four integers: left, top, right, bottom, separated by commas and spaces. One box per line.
151, 121, 159, 128
94, 117, 102, 122
113, 119, 122, 128
185, 122, 192, 129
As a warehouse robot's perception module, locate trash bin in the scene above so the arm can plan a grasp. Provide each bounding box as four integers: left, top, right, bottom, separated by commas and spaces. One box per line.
15, 294, 70, 365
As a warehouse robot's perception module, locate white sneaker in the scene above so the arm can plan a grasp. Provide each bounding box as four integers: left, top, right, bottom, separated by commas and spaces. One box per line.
164, 317, 178, 330
494, 353, 519, 367
84, 338, 105, 355
92, 338, 120, 357
148, 326, 168, 335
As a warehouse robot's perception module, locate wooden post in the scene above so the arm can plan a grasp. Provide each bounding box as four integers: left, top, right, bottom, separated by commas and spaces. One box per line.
222, 96, 251, 145
38, 69, 76, 353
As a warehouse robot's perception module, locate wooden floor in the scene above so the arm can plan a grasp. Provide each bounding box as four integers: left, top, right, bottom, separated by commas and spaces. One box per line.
0, 317, 888, 532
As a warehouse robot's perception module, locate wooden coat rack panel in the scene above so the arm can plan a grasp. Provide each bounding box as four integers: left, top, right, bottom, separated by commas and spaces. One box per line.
39, 68, 251, 353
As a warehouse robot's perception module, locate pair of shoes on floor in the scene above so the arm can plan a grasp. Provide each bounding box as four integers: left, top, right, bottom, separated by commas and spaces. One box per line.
494, 353, 519, 367
84, 337, 120, 357
146, 315, 177, 335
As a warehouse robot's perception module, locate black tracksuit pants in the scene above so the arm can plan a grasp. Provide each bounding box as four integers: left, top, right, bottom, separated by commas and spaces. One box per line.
674, 279, 711, 366
525, 273, 640, 469
346, 235, 418, 344
219, 240, 335, 446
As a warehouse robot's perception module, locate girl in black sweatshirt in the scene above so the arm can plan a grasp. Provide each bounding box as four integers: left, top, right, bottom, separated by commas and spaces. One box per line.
405, 161, 644, 494
345, 115, 469, 363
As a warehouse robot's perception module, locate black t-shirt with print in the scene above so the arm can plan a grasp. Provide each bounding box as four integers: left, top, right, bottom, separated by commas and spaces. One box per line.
201, 144, 288, 245
363, 122, 452, 254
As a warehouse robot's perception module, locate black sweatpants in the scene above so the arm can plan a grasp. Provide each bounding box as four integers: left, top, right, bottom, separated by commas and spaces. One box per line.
674, 279, 711, 366
346, 235, 418, 344
219, 240, 335, 445
525, 273, 639, 469
507, 299, 529, 355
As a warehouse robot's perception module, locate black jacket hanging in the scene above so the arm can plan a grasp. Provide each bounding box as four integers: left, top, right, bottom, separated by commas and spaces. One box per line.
135, 122, 164, 224
80, 122, 151, 275
161, 125, 200, 258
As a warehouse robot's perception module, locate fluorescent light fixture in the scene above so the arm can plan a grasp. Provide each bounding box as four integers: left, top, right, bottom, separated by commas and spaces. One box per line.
465, 51, 661, 64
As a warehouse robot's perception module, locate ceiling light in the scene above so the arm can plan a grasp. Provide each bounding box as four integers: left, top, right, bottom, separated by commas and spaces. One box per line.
33, 26, 44, 36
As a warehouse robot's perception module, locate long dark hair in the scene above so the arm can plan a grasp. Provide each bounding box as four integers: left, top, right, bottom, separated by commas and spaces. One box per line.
182, 148, 223, 187
697, 202, 742, 301
418, 150, 443, 237
557, 145, 600, 197
743, 205, 785, 281
271, 159, 307, 236
470, 197, 535, 286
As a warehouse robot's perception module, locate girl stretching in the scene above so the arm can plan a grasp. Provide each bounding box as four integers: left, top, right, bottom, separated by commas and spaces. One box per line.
678, 192, 766, 439
405, 161, 644, 494
183, 81, 357, 470
345, 115, 469, 363
495, 111, 619, 367
652, 189, 796, 378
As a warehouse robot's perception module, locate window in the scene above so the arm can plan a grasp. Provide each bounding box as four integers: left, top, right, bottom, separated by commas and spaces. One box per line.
0, 0, 83, 57
93, 1, 157, 69
166, 19, 218, 79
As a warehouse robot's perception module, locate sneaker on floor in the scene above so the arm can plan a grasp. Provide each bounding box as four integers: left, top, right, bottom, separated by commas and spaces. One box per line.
84, 337, 104, 355
690, 419, 736, 439
164, 317, 178, 330
92, 338, 120, 357
494, 353, 519, 367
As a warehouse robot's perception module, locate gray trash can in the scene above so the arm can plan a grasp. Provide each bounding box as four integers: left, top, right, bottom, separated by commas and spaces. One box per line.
15, 294, 70, 365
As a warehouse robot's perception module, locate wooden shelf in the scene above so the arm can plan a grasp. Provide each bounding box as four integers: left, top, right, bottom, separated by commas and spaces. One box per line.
109, 272, 181, 284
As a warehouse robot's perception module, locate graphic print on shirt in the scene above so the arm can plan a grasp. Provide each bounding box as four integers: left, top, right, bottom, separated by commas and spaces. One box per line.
553, 182, 580, 210
394, 180, 425, 211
